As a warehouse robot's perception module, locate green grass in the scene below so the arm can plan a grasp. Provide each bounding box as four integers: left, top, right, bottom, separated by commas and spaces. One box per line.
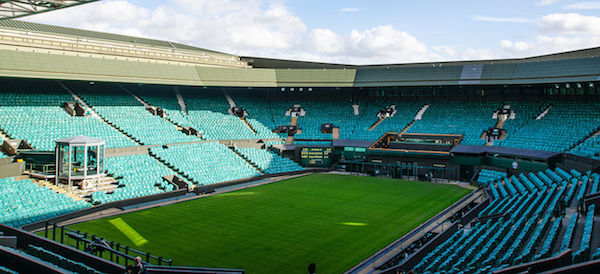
66, 174, 471, 273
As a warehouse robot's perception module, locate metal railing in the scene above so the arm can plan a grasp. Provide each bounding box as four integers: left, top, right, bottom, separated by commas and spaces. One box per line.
43, 222, 172, 267
25, 163, 55, 175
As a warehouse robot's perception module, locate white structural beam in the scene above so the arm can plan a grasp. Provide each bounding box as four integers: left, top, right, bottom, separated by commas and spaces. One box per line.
0, 0, 98, 19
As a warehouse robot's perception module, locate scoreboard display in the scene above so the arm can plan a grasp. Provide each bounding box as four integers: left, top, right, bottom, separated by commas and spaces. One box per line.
300, 147, 333, 167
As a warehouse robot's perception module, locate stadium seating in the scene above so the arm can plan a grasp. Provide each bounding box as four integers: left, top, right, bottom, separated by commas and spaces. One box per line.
573, 204, 594, 263
413, 167, 593, 272
26, 245, 102, 274
234, 147, 304, 174
498, 101, 600, 152
0, 177, 90, 227
407, 101, 498, 145
72, 83, 199, 146
150, 143, 260, 186
0, 265, 17, 274
0, 83, 135, 150
89, 154, 178, 204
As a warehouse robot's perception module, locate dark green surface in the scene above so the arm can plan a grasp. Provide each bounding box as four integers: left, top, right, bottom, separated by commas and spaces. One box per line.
68, 174, 470, 273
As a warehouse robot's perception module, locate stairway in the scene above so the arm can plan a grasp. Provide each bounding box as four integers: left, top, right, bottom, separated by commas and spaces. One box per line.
223, 90, 236, 108
0, 127, 10, 143
369, 117, 386, 130
569, 126, 600, 151
174, 87, 187, 114
58, 81, 100, 119
34, 178, 88, 202
401, 120, 416, 134
59, 82, 143, 146
495, 119, 506, 129
352, 104, 359, 116
118, 84, 150, 108
228, 147, 264, 175
241, 117, 257, 134
398, 104, 428, 134
332, 128, 340, 139
285, 135, 294, 145
536, 104, 552, 120
415, 104, 430, 120
290, 116, 298, 126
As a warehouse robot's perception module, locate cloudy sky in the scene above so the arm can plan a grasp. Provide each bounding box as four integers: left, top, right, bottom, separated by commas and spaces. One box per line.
22, 0, 600, 64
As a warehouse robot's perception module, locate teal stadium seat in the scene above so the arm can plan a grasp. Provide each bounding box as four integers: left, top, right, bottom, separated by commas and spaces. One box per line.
0, 177, 90, 227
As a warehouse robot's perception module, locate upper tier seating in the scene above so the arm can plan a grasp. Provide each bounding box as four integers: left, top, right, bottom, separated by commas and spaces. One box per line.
345, 101, 420, 140
182, 88, 279, 140
0, 83, 135, 150
134, 86, 280, 140
407, 101, 498, 145
234, 147, 304, 174
89, 154, 177, 204
150, 143, 260, 186
72, 83, 199, 146
498, 101, 600, 152
0, 177, 90, 227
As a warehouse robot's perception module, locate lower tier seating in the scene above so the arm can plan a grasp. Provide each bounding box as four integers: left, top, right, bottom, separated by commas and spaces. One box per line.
0, 177, 90, 228
234, 147, 304, 174
150, 143, 260, 186
26, 245, 102, 274
89, 154, 178, 204
413, 167, 598, 272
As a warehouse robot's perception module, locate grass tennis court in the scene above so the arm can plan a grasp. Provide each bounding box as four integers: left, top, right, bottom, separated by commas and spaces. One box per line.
67, 174, 471, 273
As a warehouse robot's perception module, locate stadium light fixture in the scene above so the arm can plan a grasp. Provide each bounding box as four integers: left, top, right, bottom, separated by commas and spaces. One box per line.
589, 83, 594, 88
576, 83, 582, 89
565, 83, 570, 88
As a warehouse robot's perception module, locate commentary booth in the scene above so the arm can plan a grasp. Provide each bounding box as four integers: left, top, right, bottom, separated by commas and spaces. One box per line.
55, 136, 105, 189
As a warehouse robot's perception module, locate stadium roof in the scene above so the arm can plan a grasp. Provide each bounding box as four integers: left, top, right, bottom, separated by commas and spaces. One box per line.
0, 19, 233, 57
0, 19, 598, 87
244, 46, 600, 69
0, 1, 98, 20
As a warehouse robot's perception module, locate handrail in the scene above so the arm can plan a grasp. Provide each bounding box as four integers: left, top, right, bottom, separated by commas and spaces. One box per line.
44, 222, 173, 267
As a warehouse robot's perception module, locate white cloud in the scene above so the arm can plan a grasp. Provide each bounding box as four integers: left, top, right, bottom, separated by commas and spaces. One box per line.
339, 8, 360, 12
19, 0, 599, 65
499, 13, 600, 57
536, 0, 560, 6
537, 13, 600, 34
472, 16, 534, 23
564, 1, 600, 9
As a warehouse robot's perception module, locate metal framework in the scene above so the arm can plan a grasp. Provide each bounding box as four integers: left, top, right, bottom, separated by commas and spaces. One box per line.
0, 0, 98, 20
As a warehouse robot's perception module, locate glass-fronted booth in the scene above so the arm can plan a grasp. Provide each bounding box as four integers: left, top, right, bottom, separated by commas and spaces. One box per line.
55, 136, 105, 188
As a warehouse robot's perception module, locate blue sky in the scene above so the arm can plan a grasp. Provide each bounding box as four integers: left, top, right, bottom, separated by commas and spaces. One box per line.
22, 0, 600, 64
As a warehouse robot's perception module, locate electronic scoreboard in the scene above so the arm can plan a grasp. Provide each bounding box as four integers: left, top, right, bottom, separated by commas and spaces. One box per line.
300, 147, 333, 167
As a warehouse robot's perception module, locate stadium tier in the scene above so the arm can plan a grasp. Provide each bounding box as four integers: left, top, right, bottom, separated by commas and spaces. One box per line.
89, 154, 178, 204
412, 167, 597, 273
150, 143, 261, 185
407, 101, 498, 145
234, 147, 304, 174
0, 177, 90, 227
0, 82, 135, 150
